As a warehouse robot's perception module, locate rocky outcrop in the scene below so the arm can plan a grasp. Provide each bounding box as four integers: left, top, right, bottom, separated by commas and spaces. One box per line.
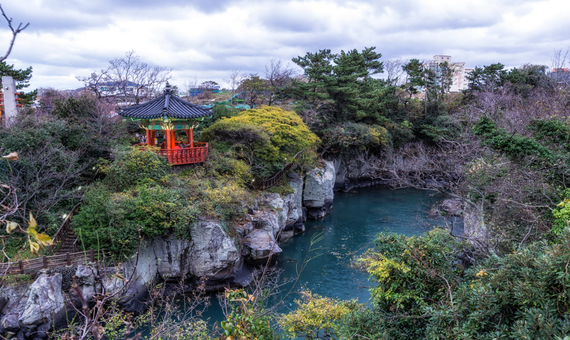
242, 229, 282, 266
239, 196, 284, 265
153, 238, 193, 280
19, 273, 65, 329
118, 218, 241, 312
303, 161, 336, 219
0, 283, 30, 334
190, 220, 240, 280
70, 265, 99, 306
440, 199, 464, 217
430, 199, 464, 218
0, 165, 343, 336
332, 155, 385, 190
463, 204, 488, 241
281, 173, 305, 237
255, 194, 284, 237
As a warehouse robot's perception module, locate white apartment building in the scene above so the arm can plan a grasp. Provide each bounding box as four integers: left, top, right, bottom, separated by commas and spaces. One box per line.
429, 55, 473, 92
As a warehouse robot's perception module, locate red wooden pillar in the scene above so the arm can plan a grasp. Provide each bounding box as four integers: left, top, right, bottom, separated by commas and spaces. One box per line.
146, 129, 154, 146
186, 128, 194, 148
146, 130, 154, 145
165, 129, 173, 149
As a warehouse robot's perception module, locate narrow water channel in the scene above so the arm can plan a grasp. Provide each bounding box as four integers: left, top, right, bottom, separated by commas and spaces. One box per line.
200, 186, 458, 324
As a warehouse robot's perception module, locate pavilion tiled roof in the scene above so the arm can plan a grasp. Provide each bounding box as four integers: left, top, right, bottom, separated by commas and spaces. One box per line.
119, 85, 213, 120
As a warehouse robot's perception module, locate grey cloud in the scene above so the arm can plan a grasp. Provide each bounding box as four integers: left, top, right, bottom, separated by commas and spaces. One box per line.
257, 12, 323, 33
5, 0, 568, 90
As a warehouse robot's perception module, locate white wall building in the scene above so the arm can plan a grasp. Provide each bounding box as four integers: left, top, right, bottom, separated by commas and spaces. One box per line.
1, 76, 19, 127
429, 55, 473, 92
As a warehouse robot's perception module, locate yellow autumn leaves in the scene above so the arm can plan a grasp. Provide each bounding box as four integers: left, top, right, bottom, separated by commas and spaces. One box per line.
4, 212, 53, 253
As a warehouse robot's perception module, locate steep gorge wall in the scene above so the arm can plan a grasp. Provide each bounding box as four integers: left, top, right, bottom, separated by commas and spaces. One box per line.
0, 161, 338, 338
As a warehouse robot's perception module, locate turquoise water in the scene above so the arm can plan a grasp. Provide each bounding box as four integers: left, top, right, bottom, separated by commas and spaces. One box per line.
274, 187, 452, 309
200, 186, 458, 324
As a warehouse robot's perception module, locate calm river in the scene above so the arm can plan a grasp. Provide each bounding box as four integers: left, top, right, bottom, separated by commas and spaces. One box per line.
200, 186, 458, 324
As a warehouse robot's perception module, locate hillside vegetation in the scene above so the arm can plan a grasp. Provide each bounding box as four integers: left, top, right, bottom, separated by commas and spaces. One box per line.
2, 46, 570, 339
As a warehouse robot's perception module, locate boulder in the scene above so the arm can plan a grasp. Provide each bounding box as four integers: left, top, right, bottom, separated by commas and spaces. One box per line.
303, 161, 336, 219
73, 265, 99, 302
0, 283, 29, 317
304, 161, 335, 208
152, 237, 193, 280
440, 199, 464, 217
189, 219, 240, 281
283, 173, 304, 228
248, 210, 281, 239
259, 193, 286, 230
242, 229, 282, 266
1, 313, 20, 332
18, 273, 65, 328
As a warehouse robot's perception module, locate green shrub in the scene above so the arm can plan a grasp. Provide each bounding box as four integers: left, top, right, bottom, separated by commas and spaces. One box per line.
435, 231, 570, 339
99, 146, 170, 191
552, 189, 570, 235
361, 229, 463, 312
220, 289, 277, 340
186, 177, 253, 221
278, 290, 354, 339
200, 106, 320, 178
473, 117, 555, 164
420, 115, 462, 143
379, 118, 414, 147
73, 183, 196, 260
349, 228, 570, 339
321, 122, 392, 155
201, 149, 252, 185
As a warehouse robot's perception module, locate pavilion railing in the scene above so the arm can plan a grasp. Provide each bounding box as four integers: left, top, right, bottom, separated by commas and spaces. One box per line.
135, 142, 209, 165
158, 142, 209, 165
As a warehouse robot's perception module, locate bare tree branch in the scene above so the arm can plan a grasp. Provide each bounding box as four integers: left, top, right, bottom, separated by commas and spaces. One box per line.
78, 51, 172, 105
0, 4, 29, 62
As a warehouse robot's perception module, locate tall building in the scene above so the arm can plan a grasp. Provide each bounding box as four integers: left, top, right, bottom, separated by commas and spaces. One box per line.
428, 55, 472, 92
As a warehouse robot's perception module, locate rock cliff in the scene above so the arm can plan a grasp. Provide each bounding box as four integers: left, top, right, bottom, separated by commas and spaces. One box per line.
0, 164, 342, 337
303, 161, 336, 219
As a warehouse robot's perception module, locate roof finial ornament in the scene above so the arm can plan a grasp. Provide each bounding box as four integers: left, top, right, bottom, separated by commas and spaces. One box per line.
164, 82, 172, 95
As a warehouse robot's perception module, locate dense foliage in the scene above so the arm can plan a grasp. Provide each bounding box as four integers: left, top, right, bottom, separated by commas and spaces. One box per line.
0, 94, 127, 226
73, 147, 253, 259
325, 229, 570, 340
201, 106, 320, 178
321, 122, 392, 155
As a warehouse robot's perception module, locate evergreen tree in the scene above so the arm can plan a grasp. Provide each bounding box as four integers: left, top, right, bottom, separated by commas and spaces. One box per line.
0, 61, 36, 105
290, 46, 397, 124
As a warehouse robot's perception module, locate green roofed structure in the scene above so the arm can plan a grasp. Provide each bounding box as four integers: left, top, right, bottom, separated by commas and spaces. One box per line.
120, 84, 213, 165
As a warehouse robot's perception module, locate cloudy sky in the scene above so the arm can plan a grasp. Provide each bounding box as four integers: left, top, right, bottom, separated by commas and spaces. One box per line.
1, 0, 569, 91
